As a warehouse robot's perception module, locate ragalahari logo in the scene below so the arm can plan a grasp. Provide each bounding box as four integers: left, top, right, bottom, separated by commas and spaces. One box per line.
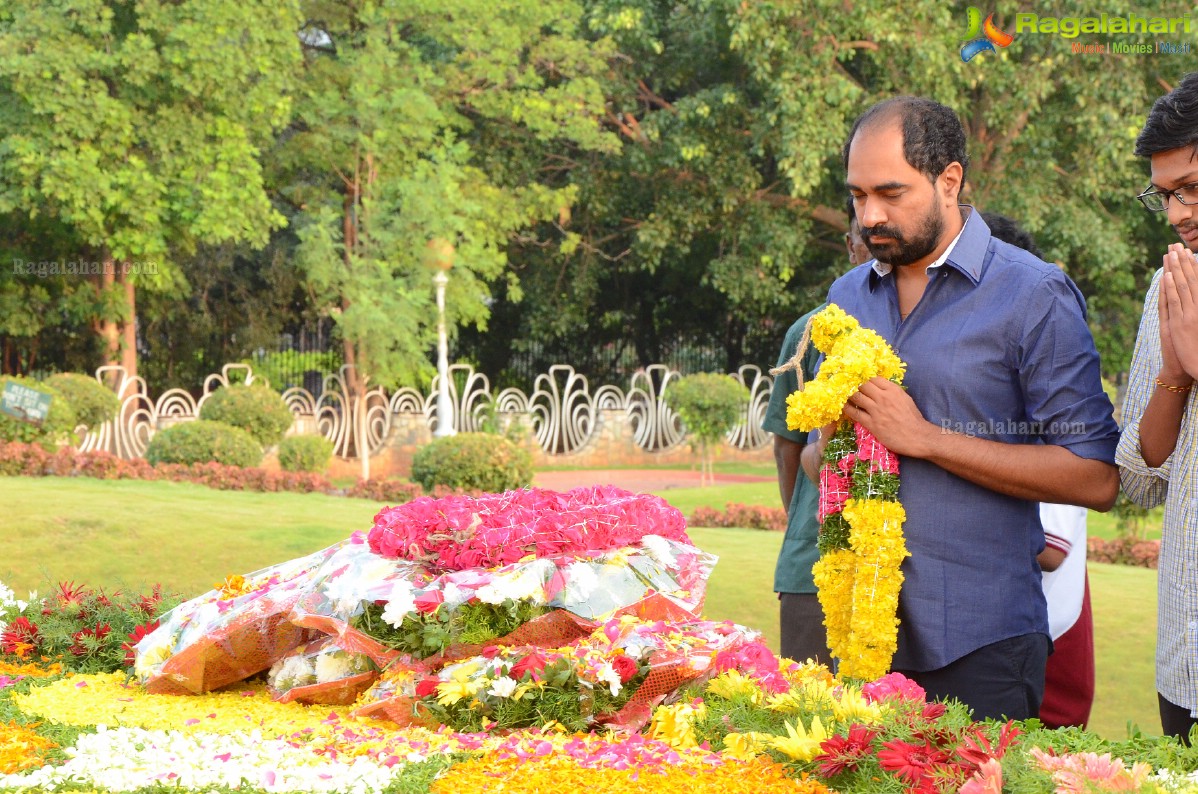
960, 7, 1015, 62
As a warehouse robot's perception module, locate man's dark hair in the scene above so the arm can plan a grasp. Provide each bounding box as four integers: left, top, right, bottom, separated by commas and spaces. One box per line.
842, 96, 969, 186
846, 196, 858, 230
1135, 72, 1198, 158
981, 210, 1043, 259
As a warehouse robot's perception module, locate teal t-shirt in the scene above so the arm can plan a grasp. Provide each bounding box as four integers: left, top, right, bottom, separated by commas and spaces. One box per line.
761, 305, 825, 594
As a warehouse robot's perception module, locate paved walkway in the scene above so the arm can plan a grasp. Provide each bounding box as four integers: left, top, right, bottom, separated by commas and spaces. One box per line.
532, 468, 773, 492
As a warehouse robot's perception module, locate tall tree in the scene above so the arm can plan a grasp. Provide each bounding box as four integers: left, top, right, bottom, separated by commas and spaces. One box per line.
0, 0, 301, 382
282, 0, 615, 478
474, 0, 1193, 384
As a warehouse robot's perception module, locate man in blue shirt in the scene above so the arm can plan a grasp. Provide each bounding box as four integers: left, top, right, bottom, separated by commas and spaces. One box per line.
801, 96, 1120, 721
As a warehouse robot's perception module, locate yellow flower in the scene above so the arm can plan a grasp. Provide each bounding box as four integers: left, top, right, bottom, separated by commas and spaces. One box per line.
704, 670, 765, 705
768, 715, 829, 761
785, 303, 906, 432
436, 679, 482, 706
647, 700, 706, 749
722, 731, 772, 761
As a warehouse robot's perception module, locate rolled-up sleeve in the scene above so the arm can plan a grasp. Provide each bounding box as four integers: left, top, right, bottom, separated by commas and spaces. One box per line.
1017, 270, 1120, 463
1116, 270, 1171, 509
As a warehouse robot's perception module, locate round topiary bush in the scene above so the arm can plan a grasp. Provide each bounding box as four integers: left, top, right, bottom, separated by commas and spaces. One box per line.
277, 434, 335, 473
44, 373, 121, 430
410, 432, 533, 493
668, 372, 750, 486
0, 375, 77, 447
145, 420, 263, 468
199, 383, 294, 448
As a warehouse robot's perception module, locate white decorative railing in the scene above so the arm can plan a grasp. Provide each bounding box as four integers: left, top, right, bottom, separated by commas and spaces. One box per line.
77, 362, 777, 461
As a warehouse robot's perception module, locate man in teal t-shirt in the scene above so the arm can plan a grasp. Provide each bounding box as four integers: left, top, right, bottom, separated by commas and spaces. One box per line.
761, 210, 870, 664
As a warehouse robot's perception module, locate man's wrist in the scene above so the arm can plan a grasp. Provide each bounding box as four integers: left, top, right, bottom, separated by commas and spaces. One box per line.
1155, 368, 1195, 392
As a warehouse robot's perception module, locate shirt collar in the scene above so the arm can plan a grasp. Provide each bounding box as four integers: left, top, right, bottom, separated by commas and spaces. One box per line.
868, 205, 988, 286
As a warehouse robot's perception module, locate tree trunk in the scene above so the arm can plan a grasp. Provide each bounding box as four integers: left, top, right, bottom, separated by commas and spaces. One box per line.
343, 338, 369, 482
98, 251, 120, 376
119, 263, 138, 383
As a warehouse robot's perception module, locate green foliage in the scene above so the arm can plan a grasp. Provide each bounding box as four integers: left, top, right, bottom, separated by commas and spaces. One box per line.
43, 373, 120, 430
276, 434, 335, 474
0, 375, 76, 446
0, 0, 304, 380
145, 420, 263, 468
353, 599, 551, 659
669, 372, 749, 485
410, 432, 534, 493
669, 373, 749, 445
246, 350, 342, 393
286, 0, 616, 395
0, 581, 180, 674
199, 384, 294, 448
1111, 491, 1153, 542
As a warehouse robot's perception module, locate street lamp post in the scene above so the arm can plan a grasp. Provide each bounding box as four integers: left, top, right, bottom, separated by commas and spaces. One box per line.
428, 239, 456, 438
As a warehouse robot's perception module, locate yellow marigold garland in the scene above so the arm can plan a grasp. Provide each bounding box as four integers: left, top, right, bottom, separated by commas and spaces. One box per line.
784, 304, 909, 682
784, 304, 905, 433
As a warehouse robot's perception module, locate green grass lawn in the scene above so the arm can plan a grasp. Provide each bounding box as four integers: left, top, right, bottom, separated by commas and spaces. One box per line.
0, 476, 1161, 739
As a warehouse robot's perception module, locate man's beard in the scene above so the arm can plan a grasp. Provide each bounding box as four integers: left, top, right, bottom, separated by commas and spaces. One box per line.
862, 203, 945, 267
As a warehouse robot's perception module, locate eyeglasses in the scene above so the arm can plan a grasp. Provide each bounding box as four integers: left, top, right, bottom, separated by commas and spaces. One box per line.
1136, 183, 1198, 212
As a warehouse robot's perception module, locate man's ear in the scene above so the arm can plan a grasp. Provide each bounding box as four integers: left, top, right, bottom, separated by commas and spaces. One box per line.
938, 162, 964, 204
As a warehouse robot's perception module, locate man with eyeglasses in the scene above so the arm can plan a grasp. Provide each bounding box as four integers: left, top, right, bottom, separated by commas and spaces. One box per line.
1118, 71, 1198, 744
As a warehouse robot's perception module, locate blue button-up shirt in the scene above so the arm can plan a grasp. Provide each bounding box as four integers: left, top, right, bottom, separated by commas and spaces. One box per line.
826, 207, 1119, 671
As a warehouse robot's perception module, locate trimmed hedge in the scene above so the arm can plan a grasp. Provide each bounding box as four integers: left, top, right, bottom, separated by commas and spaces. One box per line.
199, 383, 294, 448
277, 434, 335, 473
0, 375, 77, 446
410, 432, 533, 493
145, 420, 264, 468
44, 373, 120, 430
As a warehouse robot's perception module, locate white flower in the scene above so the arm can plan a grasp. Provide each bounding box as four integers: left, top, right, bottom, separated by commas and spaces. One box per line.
441, 582, 467, 607
271, 655, 317, 691
380, 583, 416, 628
314, 650, 358, 684
475, 583, 505, 605
320, 577, 364, 617
0, 726, 403, 793
639, 535, 677, 568
595, 662, 622, 697
562, 561, 600, 602
487, 676, 518, 699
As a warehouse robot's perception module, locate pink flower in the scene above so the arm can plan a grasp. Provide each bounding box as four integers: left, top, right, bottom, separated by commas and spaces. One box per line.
413, 590, 444, 614
856, 423, 899, 474
862, 672, 927, 704
960, 758, 1003, 794
818, 465, 851, 522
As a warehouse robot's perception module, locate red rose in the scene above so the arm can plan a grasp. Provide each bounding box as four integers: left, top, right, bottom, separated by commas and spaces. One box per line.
413, 590, 444, 614
611, 654, 639, 684
510, 650, 549, 680
414, 677, 440, 698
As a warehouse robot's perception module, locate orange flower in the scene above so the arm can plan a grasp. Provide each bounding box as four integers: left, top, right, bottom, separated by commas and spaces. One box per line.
0, 720, 57, 774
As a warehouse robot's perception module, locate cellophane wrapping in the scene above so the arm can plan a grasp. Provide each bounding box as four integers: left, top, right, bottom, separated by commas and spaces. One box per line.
133, 543, 343, 694
267, 635, 378, 706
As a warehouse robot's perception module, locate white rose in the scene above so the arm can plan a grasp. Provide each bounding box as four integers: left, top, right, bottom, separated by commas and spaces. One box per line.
488, 676, 518, 699
380, 583, 417, 628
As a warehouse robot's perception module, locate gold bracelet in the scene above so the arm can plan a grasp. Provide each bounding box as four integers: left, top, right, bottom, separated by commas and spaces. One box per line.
1155, 377, 1193, 394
